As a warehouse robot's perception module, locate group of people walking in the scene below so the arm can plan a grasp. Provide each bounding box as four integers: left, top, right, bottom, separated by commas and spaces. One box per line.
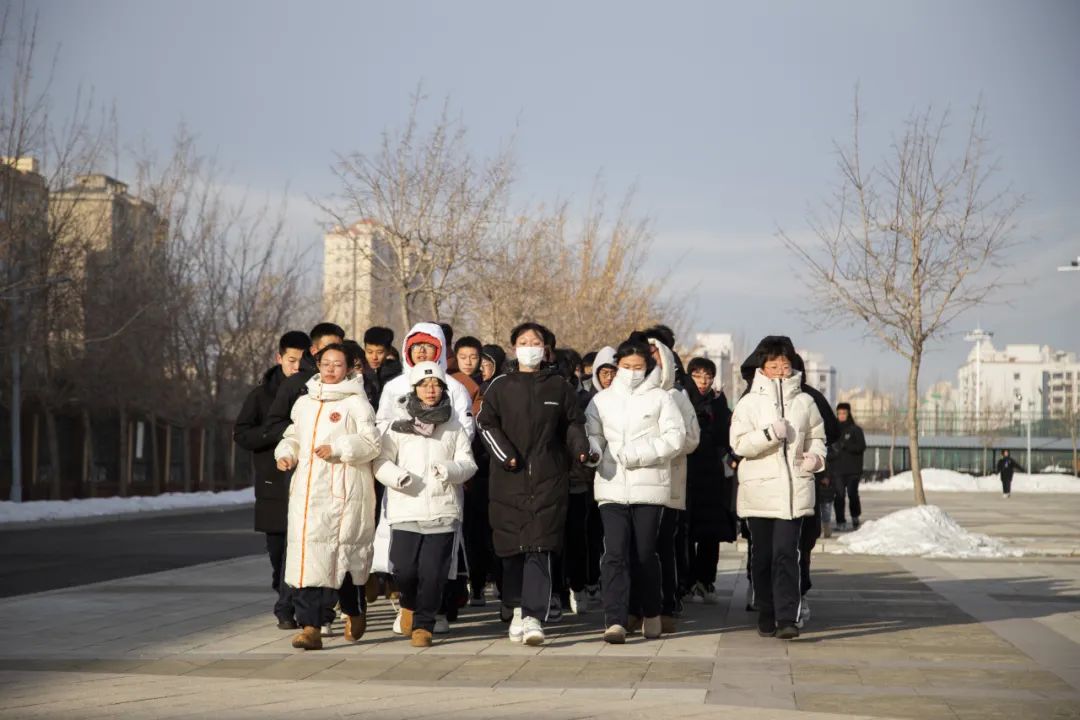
234, 319, 868, 650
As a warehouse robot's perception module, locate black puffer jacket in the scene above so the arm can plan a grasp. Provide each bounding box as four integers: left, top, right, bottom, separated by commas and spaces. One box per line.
685, 385, 736, 542
263, 354, 317, 444
233, 366, 291, 533
477, 363, 590, 557
362, 358, 403, 411
828, 418, 866, 477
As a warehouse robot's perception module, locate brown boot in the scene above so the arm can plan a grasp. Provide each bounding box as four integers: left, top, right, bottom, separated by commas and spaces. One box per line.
399, 608, 414, 636
291, 626, 323, 650
410, 629, 433, 648
661, 615, 677, 634
344, 614, 366, 642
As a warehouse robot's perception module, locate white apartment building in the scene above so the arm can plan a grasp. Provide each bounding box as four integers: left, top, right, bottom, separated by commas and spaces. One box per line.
957, 340, 1080, 424
322, 221, 403, 337
798, 349, 838, 406
689, 332, 736, 395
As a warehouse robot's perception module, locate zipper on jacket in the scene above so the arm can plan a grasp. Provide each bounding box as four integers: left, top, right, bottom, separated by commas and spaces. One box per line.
777, 379, 794, 518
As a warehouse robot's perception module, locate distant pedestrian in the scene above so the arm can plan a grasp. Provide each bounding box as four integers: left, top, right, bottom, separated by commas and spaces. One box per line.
828, 402, 866, 530
996, 449, 1023, 498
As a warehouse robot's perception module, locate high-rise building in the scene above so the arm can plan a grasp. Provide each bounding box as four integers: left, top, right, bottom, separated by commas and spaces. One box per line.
322, 220, 403, 338
689, 332, 735, 395
798, 349, 837, 406
957, 340, 1080, 425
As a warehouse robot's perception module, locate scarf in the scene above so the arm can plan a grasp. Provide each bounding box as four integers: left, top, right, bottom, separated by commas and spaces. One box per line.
391, 392, 452, 437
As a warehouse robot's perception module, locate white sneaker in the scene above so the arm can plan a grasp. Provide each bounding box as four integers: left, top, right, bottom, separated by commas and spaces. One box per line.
508, 607, 524, 643
796, 599, 811, 629
570, 590, 588, 615
522, 616, 545, 646
687, 582, 706, 604
392, 612, 403, 635
321, 622, 334, 637
642, 615, 662, 640
433, 615, 450, 634
702, 584, 720, 605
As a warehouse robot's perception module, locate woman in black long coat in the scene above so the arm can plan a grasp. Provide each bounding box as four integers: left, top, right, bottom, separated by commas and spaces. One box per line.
477, 322, 591, 646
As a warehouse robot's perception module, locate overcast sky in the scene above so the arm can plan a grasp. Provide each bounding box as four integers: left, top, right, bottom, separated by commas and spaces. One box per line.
30, 0, 1080, 394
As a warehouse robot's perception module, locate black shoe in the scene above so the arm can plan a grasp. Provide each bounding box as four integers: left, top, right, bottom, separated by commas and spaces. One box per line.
775, 623, 800, 640
277, 618, 298, 630
852, 517, 861, 530
757, 614, 776, 638
500, 603, 514, 623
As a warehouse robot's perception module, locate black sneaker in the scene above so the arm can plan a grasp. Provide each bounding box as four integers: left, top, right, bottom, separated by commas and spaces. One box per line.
277, 618, 298, 630
756, 614, 776, 638
775, 623, 800, 640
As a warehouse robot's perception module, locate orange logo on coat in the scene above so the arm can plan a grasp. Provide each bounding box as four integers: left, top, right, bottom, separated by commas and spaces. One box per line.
329, 412, 342, 423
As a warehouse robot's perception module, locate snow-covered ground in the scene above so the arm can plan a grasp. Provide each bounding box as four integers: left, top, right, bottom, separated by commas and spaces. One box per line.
832, 505, 1023, 559
0, 487, 255, 525
864, 468, 1080, 493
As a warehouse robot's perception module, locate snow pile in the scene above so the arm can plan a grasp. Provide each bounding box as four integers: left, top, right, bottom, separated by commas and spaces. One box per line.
833, 505, 1023, 559
864, 468, 1080, 494
0, 487, 255, 525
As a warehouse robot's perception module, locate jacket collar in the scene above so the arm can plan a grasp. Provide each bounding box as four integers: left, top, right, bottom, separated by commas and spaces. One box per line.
750, 369, 803, 402
305, 374, 366, 402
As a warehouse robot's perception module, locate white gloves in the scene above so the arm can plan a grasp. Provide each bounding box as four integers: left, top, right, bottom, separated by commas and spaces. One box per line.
771, 419, 793, 441
800, 455, 824, 473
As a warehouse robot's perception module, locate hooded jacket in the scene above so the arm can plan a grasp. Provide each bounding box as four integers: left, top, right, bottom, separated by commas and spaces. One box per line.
650, 339, 701, 510
274, 375, 380, 589
376, 323, 475, 440
585, 355, 687, 507
730, 369, 826, 520
477, 362, 590, 556
234, 365, 292, 533
374, 370, 478, 526
828, 414, 866, 477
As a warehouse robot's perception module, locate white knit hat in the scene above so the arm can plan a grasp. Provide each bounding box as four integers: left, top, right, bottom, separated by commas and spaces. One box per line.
409, 360, 447, 386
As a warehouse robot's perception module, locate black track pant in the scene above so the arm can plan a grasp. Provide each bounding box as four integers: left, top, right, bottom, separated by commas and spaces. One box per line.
586, 500, 604, 587
600, 503, 663, 628
689, 537, 720, 586
564, 492, 592, 595
293, 571, 365, 628
798, 506, 820, 596
1001, 473, 1013, 495
501, 552, 553, 621
464, 476, 493, 596
265, 532, 295, 622
657, 508, 680, 615
746, 517, 804, 625
391, 530, 455, 634
834, 474, 862, 523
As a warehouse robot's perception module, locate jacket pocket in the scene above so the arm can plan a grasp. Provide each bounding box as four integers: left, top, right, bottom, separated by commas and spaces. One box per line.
331, 465, 346, 500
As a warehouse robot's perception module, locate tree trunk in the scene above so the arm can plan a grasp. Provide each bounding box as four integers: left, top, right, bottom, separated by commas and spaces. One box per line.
182, 426, 193, 493
205, 424, 216, 493
162, 422, 172, 492
44, 409, 62, 500
149, 413, 161, 495
196, 426, 206, 492
30, 413, 39, 499
227, 432, 236, 490
82, 410, 94, 498
907, 354, 927, 505
118, 408, 129, 498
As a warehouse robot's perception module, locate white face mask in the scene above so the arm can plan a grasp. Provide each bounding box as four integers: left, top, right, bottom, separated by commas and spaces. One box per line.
516, 346, 545, 368
615, 367, 647, 390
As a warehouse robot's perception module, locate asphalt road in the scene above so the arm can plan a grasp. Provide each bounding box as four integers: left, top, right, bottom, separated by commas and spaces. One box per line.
0, 508, 266, 598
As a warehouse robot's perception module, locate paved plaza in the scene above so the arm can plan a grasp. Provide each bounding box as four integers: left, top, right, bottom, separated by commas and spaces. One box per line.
1, 491, 1079, 719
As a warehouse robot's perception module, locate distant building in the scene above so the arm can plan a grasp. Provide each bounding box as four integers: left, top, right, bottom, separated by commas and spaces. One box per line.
689, 332, 736, 395
958, 340, 1080, 426
798, 349, 837, 406
838, 386, 894, 421
921, 381, 962, 435
322, 220, 403, 338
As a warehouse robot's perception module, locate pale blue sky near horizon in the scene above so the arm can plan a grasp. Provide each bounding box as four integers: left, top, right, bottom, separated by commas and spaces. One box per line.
27, 0, 1080, 394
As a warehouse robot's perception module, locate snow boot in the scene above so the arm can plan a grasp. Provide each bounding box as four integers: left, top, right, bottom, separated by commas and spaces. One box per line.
344, 614, 366, 642
291, 626, 323, 650
410, 629, 433, 648
398, 608, 414, 636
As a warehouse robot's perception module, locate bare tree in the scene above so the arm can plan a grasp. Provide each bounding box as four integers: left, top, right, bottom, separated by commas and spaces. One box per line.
781, 93, 1021, 505
323, 88, 514, 332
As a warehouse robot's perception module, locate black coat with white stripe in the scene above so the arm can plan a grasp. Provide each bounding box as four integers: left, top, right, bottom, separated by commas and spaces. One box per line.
477, 363, 590, 557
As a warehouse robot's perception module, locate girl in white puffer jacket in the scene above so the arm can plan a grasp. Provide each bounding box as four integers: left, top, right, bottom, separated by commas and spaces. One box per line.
585, 339, 686, 644
730, 339, 826, 641
374, 362, 477, 648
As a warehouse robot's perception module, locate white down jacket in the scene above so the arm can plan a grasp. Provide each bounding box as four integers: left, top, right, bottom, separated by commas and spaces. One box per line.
730, 370, 826, 520
376, 322, 475, 440
586, 359, 687, 506
374, 416, 478, 525
649, 340, 700, 510
274, 375, 380, 589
